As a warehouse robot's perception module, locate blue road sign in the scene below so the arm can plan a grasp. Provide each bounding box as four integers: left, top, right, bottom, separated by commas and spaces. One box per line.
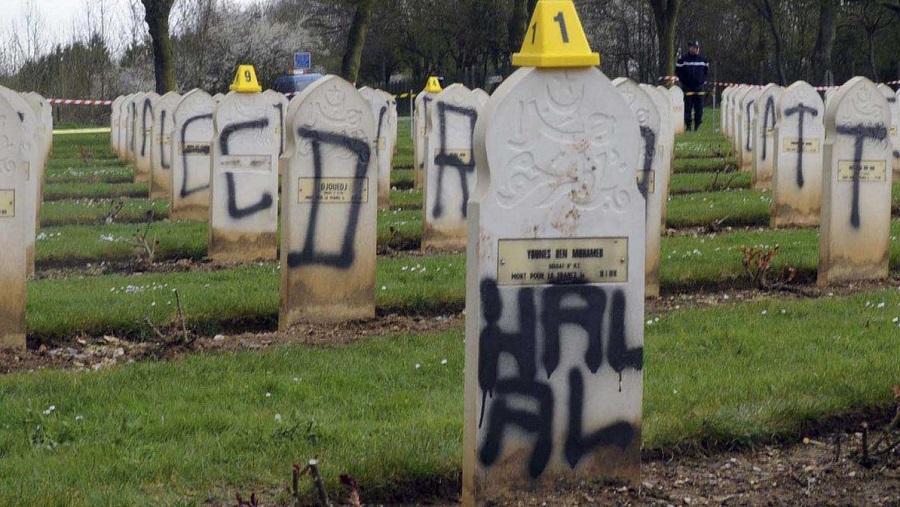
294, 52, 312, 71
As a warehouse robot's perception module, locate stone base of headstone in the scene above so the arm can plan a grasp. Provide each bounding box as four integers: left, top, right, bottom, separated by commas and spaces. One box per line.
422, 224, 466, 251
0, 285, 26, 350
463, 441, 642, 502
150, 187, 168, 200
170, 205, 209, 222
752, 178, 771, 191
208, 231, 277, 263
817, 255, 888, 287
279, 296, 375, 331
770, 203, 820, 228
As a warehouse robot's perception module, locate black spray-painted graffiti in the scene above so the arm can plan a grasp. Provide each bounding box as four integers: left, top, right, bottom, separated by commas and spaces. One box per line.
130, 102, 137, 154
834, 123, 888, 229
784, 103, 818, 188
761, 96, 776, 161
375, 105, 387, 159
219, 118, 273, 219
286, 127, 370, 270
273, 102, 284, 156
179, 113, 213, 198
432, 102, 477, 219
477, 279, 642, 478
141, 98, 153, 157
158, 110, 171, 170
744, 99, 756, 153
637, 126, 656, 202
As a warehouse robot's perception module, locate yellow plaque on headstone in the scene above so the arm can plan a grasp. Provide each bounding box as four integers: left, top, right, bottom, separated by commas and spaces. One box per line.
497, 237, 627, 286
230, 65, 262, 93
837, 160, 887, 182
298, 177, 368, 203
512, 0, 600, 68
0, 190, 14, 218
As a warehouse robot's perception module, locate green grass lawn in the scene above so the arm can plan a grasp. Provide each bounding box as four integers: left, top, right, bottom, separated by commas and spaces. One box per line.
669, 171, 750, 194
41, 198, 169, 227
28, 254, 465, 341
3, 287, 898, 505
27, 220, 900, 342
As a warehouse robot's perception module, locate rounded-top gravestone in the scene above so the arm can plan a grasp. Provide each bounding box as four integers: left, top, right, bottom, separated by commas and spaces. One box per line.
752, 84, 783, 190
150, 91, 182, 200
280, 75, 377, 327
422, 83, 481, 250
615, 77, 666, 298
171, 89, 216, 221
818, 77, 893, 286
465, 66, 644, 505
209, 90, 281, 262
0, 91, 31, 350
771, 81, 825, 227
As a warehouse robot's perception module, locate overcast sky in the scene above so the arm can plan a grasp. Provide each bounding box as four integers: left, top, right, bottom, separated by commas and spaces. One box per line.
0, 0, 260, 52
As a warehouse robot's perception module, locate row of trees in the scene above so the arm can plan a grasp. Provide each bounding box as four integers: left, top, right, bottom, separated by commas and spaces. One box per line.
1, 0, 899, 108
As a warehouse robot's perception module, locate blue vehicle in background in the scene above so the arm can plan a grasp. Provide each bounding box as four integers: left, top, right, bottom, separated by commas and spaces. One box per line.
273, 73, 324, 95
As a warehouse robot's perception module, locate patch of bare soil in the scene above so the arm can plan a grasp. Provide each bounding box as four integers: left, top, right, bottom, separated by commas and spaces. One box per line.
213, 408, 899, 506
490, 420, 899, 506
0, 313, 464, 375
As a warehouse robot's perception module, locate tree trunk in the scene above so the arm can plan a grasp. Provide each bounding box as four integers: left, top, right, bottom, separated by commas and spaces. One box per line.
142, 0, 176, 94
811, 0, 836, 84
751, 0, 787, 84
340, 0, 375, 84
867, 30, 879, 81
648, 0, 681, 79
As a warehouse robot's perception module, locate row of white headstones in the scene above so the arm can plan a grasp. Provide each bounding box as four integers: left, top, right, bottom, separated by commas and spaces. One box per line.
111, 78, 404, 328
722, 77, 899, 285
0, 86, 53, 350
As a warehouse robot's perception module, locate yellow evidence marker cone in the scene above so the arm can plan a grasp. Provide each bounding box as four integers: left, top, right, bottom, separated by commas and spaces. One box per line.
512, 0, 600, 68
424, 76, 443, 93
230, 65, 263, 93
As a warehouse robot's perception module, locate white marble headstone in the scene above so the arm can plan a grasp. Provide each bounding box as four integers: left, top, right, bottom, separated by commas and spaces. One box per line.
111, 96, 124, 152
875, 84, 899, 176
751, 84, 783, 190
171, 89, 215, 221
280, 75, 377, 327
738, 87, 760, 171
150, 91, 182, 200
464, 67, 644, 504
669, 86, 685, 134
422, 84, 481, 250
209, 91, 280, 261
818, 77, 893, 285
359, 87, 397, 209
413, 90, 439, 190
21, 92, 51, 229
0, 87, 39, 278
616, 78, 666, 298
0, 91, 31, 350
771, 81, 825, 227
643, 85, 675, 228
135, 92, 160, 183
721, 86, 732, 137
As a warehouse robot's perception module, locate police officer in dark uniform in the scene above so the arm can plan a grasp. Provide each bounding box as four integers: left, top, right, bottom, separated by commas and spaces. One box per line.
675, 40, 709, 131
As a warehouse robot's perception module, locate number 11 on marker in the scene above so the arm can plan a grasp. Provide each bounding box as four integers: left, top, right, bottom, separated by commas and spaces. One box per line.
554, 11, 569, 43
530, 11, 570, 45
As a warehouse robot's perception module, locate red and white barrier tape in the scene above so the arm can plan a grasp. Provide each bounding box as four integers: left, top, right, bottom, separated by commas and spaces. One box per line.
48, 98, 113, 106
